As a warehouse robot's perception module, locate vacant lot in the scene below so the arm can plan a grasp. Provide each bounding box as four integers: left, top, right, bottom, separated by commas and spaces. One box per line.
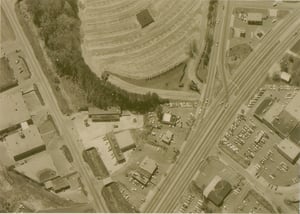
119, 63, 191, 91
0, 57, 17, 91
227, 43, 253, 73
1, 8, 15, 43
102, 182, 136, 213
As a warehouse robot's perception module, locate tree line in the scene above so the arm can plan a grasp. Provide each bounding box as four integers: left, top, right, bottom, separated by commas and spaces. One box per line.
24, 0, 165, 113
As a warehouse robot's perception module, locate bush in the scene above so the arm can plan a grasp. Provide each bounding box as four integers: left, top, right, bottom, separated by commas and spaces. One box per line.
24, 0, 166, 113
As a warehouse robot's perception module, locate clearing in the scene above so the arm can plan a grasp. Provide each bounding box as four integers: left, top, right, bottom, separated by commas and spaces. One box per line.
117, 63, 192, 91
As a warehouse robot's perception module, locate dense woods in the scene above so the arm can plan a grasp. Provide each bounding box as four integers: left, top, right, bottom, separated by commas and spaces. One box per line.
24, 0, 165, 113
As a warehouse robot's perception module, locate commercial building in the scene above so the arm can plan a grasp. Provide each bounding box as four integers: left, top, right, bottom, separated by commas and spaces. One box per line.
133, 156, 158, 186
0, 92, 30, 133
276, 139, 300, 164
247, 13, 263, 25
162, 130, 174, 144
106, 132, 126, 163
4, 125, 45, 162
254, 95, 299, 138
203, 175, 232, 206
88, 107, 121, 122
114, 130, 136, 152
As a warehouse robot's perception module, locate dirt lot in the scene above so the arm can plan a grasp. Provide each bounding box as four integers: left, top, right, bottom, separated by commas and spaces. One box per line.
0, 57, 16, 91
118, 62, 193, 91
102, 182, 136, 213
1, 8, 16, 43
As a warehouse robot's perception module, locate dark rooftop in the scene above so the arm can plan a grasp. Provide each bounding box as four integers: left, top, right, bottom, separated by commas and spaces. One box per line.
136, 9, 154, 28
254, 97, 273, 117
207, 180, 232, 206
290, 123, 300, 145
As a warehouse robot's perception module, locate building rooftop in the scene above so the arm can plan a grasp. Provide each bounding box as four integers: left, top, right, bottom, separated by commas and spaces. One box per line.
263, 102, 284, 124
254, 97, 273, 117
162, 130, 174, 144
290, 123, 300, 145
204, 176, 232, 206
136, 9, 154, 28
14, 151, 58, 183
272, 110, 298, 138
277, 139, 300, 162
88, 107, 121, 115
4, 125, 45, 161
162, 113, 172, 123
114, 130, 135, 152
285, 92, 300, 121
106, 132, 125, 163
139, 156, 157, 178
247, 13, 263, 21
0, 92, 30, 132
51, 176, 70, 193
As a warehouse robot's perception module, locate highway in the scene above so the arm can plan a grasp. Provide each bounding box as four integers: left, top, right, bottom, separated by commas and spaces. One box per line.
2, 0, 109, 212
199, 0, 230, 120
144, 8, 300, 212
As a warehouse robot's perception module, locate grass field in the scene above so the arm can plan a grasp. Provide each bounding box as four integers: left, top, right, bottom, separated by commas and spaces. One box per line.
227, 43, 253, 73
101, 182, 136, 213
290, 39, 300, 55
1, 8, 16, 43
117, 62, 191, 91
0, 57, 16, 91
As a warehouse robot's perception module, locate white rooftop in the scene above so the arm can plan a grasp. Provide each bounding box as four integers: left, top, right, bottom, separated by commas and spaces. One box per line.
247, 13, 263, 21
263, 102, 284, 123
162, 113, 172, 123
0, 92, 30, 131
139, 156, 157, 175
277, 139, 300, 161
203, 175, 222, 197
114, 130, 135, 150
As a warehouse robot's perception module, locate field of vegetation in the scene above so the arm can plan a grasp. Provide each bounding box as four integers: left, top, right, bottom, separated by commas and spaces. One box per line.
0, 57, 17, 92
17, 0, 165, 113
196, 0, 218, 83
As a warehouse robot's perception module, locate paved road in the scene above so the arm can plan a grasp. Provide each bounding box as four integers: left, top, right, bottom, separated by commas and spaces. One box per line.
1, 1, 109, 212
143, 8, 300, 212
108, 75, 200, 101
